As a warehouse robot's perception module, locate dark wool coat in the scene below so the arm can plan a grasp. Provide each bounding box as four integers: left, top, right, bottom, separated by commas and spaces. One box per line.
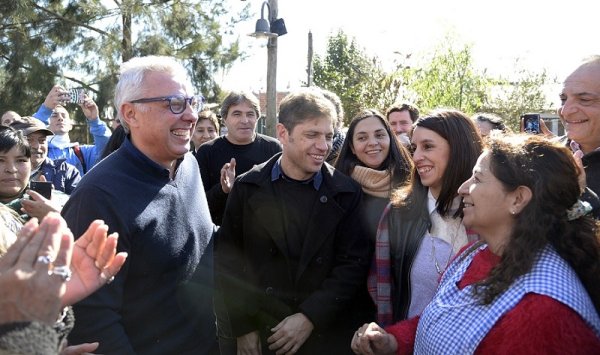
216, 153, 375, 355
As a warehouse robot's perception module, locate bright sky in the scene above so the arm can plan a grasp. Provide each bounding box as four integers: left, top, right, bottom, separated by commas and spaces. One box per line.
220, 0, 600, 108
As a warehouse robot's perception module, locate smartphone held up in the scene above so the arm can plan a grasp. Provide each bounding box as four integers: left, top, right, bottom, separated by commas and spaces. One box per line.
521, 113, 541, 134
65, 88, 85, 104
29, 181, 53, 199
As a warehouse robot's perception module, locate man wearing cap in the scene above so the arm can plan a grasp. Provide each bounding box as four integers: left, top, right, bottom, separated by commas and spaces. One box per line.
10, 117, 80, 194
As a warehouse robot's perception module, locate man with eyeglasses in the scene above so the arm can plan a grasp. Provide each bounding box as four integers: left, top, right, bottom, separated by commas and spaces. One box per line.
62, 56, 218, 354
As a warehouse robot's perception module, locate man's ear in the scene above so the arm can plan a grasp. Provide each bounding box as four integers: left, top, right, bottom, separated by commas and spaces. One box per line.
511, 185, 533, 214
276, 123, 288, 144
121, 103, 138, 129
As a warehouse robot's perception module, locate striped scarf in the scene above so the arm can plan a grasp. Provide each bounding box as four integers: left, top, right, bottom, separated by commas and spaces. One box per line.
367, 202, 394, 326
367, 200, 479, 326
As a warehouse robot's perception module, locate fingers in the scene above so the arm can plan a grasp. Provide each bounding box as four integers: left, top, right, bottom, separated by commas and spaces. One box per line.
26, 190, 46, 201
19, 215, 54, 268
76, 220, 103, 250
88, 222, 108, 262
539, 118, 554, 137
99, 233, 128, 283
573, 151, 587, 192
104, 251, 128, 281
36, 214, 69, 272
60, 342, 99, 355
52, 231, 73, 274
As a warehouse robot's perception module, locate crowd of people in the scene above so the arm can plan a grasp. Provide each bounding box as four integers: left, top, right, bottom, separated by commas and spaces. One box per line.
0, 53, 599, 355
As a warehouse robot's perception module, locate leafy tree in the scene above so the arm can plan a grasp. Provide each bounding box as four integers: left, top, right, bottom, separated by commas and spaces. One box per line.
481, 64, 554, 131
400, 42, 489, 114
313, 31, 551, 130
0, 0, 249, 121
312, 30, 394, 124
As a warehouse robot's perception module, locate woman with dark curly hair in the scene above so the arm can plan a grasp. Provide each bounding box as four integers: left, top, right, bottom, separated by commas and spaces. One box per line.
351, 134, 600, 354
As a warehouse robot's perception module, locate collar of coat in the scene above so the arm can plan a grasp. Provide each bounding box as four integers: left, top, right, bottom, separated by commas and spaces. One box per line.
238, 152, 359, 195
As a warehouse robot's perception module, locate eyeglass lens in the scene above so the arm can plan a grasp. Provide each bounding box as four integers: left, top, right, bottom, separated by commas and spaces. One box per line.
170, 96, 201, 114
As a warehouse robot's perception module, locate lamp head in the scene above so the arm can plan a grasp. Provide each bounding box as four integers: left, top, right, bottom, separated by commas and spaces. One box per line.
249, 18, 277, 38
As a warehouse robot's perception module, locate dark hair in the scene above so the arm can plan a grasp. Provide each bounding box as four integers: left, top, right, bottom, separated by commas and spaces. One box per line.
100, 125, 126, 160
220, 91, 260, 120
278, 89, 335, 133
474, 134, 600, 314
198, 110, 220, 132
0, 126, 31, 158
392, 109, 483, 218
386, 102, 420, 123
335, 109, 413, 189
472, 112, 507, 132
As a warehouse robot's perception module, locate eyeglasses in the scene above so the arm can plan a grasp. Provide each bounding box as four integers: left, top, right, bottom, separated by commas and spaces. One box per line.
130, 95, 204, 114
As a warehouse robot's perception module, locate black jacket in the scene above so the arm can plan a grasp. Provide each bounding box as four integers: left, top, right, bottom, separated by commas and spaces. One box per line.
216, 153, 375, 354
387, 184, 431, 321
560, 136, 600, 218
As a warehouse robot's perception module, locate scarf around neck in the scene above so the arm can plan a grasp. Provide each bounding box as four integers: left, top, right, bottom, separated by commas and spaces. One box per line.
49, 134, 76, 149
351, 165, 392, 198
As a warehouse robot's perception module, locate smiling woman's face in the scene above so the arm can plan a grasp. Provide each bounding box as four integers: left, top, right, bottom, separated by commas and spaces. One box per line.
351, 116, 391, 169
458, 151, 516, 238
410, 126, 450, 199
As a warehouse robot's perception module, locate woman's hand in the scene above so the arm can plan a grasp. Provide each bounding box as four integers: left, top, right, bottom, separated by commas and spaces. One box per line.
62, 220, 127, 307
0, 213, 72, 325
21, 190, 60, 220
351, 322, 398, 355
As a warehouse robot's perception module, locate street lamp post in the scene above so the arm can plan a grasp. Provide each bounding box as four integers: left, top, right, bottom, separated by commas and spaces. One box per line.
265, 0, 278, 138
248, 0, 286, 138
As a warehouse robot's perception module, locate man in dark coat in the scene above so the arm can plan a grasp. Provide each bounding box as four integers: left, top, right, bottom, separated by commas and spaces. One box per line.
216, 89, 375, 354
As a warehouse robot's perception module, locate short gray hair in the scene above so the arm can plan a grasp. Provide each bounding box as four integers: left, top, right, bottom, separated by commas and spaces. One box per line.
114, 56, 194, 133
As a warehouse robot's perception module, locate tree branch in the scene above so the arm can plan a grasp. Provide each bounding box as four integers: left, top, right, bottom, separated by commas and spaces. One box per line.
30, 2, 112, 37
0, 54, 98, 94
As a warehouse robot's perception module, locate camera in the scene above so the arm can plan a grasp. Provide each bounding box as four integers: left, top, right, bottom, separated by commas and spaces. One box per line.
521, 113, 541, 134
29, 181, 53, 199
65, 88, 85, 104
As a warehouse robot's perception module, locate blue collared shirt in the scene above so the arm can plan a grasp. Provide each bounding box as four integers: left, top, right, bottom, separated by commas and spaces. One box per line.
271, 157, 323, 190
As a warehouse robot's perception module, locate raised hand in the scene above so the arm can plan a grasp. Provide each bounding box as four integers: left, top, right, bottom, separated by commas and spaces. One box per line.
62, 219, 127, 307
220, 157, 237, 194
0, 213, 72, 325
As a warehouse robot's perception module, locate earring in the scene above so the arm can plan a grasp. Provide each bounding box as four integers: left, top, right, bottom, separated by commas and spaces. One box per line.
510, 210, 516, 215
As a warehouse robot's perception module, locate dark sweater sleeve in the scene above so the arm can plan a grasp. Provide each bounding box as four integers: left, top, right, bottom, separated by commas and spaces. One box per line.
215, 181, 258, 337
62, 185, 135, 354
196, 144, 228, 224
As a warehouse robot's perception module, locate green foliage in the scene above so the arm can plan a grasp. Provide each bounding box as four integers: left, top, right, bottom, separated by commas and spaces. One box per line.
401, 43, 490, 114
312, 32, 551, 129
313, 30, 394, 124
480, 65, 554, 131
0, 0, 249, 122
